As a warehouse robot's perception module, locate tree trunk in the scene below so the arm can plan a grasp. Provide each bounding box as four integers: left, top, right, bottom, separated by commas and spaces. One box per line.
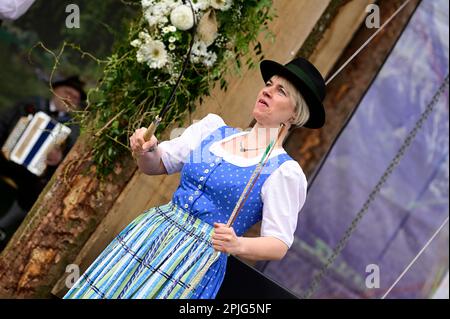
0, 134, 136, 298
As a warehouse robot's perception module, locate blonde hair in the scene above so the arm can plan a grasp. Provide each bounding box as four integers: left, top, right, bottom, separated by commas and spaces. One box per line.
272, 75, 310, 129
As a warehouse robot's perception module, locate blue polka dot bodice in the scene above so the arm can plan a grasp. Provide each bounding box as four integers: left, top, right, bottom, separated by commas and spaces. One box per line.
171, 125, 293, 236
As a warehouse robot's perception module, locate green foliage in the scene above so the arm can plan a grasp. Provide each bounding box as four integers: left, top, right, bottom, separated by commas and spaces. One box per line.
79, 0, 275, 176
0, 0, 138, 110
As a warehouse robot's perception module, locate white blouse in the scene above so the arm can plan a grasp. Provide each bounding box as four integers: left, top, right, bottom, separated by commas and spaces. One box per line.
158, 113, 307, 248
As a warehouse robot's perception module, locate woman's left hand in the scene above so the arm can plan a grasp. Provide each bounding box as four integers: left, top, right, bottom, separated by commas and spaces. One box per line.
211, 223, 243, 255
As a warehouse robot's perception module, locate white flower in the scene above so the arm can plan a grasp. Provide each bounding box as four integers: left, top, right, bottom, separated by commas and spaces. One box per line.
144, 10, 162, 27
143, 1, 174, 27
136, 38, 169, 69
169, 43, 176, 51
169, 36, 177, 43
168, 25, 177, 32
152, 2, 169, 16
203, 52, 217, 68
168, 67, 180, 84
193, 0, 210, 11
158, 16, 169, 25
210, 0, 232, 11
170, 5, 194, 31
130, 39, 142, 47
146, 40, 168, 68
162, 26, 170, 34
192, 40, 208, 56
139, 31, 151, 41
169, 0, 182, 9
136, 51, 145, 63
190, 40, 217, 67
141, 0, 154, 9
190, 55, 201, 63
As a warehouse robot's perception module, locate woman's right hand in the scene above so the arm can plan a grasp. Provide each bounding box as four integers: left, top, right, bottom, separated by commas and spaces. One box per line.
130, 128, 158, 157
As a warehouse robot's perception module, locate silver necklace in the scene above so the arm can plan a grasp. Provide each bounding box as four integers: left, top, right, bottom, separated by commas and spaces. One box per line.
239, 139, 265, 152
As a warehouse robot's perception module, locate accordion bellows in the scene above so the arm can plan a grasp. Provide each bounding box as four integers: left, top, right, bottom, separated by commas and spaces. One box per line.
1, 111, 71, 176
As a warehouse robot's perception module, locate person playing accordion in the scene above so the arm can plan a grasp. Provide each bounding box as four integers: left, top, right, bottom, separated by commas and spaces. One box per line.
0, 75, 86, 248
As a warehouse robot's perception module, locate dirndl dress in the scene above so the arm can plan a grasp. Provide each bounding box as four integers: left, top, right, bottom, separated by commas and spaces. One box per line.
63, 125, 293, 299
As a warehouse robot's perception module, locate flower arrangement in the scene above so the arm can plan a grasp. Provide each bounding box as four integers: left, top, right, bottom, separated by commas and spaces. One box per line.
80, 0, 274, 176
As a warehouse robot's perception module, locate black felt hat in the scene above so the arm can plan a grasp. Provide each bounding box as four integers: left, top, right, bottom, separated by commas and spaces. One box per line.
260, 57, 326, 129
52, 75, 87, 102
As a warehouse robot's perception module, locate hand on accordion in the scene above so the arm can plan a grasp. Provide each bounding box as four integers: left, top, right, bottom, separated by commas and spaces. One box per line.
46, 145, 63, 166
1, 112, 72, 176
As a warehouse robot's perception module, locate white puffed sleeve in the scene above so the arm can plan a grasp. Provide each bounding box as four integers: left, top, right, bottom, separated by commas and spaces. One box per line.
260, 160, 307, 248
158, 113, 225, 175
0, 0, 35, 20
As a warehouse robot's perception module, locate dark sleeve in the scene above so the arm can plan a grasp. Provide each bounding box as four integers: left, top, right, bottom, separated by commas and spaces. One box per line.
0, 104, 23, 147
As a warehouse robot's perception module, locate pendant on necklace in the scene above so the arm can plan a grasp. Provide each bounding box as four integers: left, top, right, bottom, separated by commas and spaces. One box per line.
239, 140, 263, 152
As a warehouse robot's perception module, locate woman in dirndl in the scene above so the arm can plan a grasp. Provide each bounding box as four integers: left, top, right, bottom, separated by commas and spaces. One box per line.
63, 57, 327, 299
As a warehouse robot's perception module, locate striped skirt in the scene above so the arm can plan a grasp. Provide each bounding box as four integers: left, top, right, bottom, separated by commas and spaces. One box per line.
63, 201, 227, 299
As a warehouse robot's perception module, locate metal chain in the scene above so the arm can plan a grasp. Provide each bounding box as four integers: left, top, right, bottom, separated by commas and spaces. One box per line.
301, 74, 449, 299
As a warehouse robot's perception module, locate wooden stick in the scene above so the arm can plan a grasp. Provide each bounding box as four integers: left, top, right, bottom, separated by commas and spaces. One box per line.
143, 115, 162, 142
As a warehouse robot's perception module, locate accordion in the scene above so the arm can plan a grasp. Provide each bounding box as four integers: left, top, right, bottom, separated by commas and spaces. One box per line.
1, 111, 71, 176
